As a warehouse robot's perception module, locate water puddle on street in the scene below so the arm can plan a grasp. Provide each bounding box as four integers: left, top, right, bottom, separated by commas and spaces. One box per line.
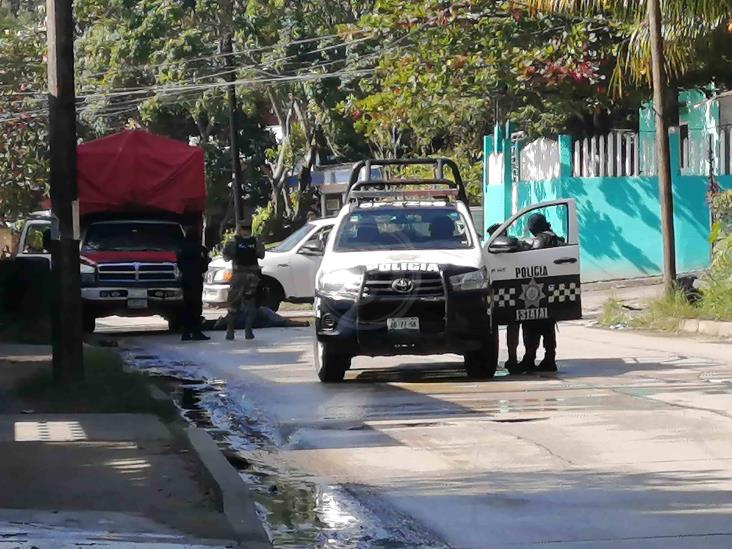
125, 349, 444, 548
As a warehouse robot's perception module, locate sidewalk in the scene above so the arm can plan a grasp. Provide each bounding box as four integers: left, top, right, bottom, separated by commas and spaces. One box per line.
0, 344, 244, 547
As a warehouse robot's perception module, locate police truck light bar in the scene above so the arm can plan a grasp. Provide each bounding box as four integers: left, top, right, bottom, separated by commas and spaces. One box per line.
349, 188, 459, 203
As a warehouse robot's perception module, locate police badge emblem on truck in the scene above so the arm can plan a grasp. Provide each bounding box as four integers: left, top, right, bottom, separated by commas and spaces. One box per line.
392, 278, 415, 294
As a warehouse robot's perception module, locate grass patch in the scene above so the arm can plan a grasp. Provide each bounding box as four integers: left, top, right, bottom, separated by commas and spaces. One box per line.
629, 290, 699, 331
0, 313, 51, 345
17, 345, 175, 418
599, 297, 627, 327
599, 290, 700, 332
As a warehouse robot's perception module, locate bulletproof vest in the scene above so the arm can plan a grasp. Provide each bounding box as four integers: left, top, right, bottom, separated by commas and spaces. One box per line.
530, 230, 561, 250
233, 236, 258, 267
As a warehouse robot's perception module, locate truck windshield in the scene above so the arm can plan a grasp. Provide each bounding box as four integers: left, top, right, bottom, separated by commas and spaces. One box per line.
269, 223, 314, 253
334, 207, 473, 252
82, 222, 184, 252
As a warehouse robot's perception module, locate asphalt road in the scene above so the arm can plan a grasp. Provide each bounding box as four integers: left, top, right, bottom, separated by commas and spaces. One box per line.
116, 318, 732, 548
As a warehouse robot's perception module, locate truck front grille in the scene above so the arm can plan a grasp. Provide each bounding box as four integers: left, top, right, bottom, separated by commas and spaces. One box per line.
97, 263, 178, 283
361, 272, 444, 298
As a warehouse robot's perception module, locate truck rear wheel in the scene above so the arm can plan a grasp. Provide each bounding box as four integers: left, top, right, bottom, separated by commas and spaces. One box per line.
314, 340, 350, 382
464, 330, 498, 379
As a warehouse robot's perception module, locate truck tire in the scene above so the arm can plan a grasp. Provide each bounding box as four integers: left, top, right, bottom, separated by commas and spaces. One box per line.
258, 278, 284, 312
464, 330, 499, 379
83, 312, 96, 334
314, 340, 350, 382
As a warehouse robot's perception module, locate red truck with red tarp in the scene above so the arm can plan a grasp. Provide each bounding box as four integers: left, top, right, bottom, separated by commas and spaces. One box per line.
76, 130, 206, 332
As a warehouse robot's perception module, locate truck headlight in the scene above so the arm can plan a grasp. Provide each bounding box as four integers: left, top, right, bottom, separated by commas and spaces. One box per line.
317, 269, 363, 299
449, 269, 489, 292
80, 264, 96, 285
213, 269, 233, 283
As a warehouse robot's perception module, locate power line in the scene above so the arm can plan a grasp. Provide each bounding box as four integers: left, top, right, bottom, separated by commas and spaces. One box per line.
0, 33, 378, 102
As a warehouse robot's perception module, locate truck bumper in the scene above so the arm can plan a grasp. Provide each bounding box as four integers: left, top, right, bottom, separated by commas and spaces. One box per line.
315, 291, 492, 357
82, 286, 183, 318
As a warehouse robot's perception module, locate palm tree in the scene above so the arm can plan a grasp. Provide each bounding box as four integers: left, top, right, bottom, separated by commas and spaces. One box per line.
521, 0, 731, 294
522, 0, 730, 93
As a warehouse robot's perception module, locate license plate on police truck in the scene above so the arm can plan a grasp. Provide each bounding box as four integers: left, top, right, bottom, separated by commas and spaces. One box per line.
387, 317, 419, 331
128, 299, 148, 310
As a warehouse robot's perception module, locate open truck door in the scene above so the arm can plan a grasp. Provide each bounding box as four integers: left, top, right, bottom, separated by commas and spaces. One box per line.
485, 199, 581, 324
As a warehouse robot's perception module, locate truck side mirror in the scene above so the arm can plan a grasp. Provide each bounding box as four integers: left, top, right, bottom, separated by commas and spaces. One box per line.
300, 240, 324, 256
488, 235, 521, 254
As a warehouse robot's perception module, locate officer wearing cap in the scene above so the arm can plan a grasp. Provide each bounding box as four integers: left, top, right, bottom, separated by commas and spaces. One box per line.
223, 220, 265, 341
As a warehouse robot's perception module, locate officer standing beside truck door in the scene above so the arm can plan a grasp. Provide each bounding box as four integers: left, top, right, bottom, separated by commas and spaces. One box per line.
518, 213, 562, 373
223, 220, 265, 341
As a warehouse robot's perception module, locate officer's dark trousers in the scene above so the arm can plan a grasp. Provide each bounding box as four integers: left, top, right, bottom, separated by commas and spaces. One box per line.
522, 320, 557, 362
182, 282, 203, 335
506, 322, 521, 362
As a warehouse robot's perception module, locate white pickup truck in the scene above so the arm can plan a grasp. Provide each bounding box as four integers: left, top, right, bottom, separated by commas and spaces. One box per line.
203, 217, 334, 311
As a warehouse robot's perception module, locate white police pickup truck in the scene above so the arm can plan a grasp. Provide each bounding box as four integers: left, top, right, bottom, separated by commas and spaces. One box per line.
313, 158, 583, 382
203, 217, 334, 311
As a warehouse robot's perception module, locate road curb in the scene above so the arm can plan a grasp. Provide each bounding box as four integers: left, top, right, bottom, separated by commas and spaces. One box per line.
680, 318, 732, 338
185, 427, 271, 548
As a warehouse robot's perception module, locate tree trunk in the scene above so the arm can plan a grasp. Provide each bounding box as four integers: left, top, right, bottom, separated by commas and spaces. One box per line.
648, 0, 677, 294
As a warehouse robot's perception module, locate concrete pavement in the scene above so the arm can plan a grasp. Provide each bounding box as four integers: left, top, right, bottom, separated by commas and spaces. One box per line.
122, 320, 732, 547
0, 344, 246, 547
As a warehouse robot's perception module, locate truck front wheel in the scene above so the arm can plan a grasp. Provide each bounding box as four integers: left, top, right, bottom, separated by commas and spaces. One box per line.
314, 340, 350, 382
464, 330, 499, 379
83, 312, 96, 333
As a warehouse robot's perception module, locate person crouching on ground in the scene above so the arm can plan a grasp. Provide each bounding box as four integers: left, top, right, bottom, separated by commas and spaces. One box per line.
223, 220, 265, 341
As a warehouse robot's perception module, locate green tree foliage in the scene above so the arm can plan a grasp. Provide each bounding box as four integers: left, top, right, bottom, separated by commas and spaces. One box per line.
0, 5, 47, 219
525, 0, 732, 93
2, 0, 731, 224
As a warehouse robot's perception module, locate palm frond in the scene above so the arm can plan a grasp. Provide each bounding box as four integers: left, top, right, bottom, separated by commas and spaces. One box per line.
521, 0, 731, 95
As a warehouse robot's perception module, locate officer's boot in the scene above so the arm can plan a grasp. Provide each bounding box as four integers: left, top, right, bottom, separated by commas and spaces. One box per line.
244, 304, 256, 340
225, 313, 236, 341
536, 350, 557, 372
535, 322, 557, 372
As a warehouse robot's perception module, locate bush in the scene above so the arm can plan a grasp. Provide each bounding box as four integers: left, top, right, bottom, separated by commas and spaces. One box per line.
697, 190, 732, 320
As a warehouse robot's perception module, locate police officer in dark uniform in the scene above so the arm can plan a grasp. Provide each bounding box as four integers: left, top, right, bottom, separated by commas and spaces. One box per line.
486, 223, 524, 372
516, 213, 561, 373
223, 220, 265, 341
177, 227, 211, 341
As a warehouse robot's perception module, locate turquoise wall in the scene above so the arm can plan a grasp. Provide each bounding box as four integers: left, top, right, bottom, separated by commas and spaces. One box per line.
483, 122, 732, 282
486, 173, 732, 282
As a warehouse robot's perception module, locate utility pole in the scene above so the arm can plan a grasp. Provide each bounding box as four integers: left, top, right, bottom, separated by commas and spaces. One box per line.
648, 0, 677, 295
46, 0, 83, 381
222, 34, 244, 226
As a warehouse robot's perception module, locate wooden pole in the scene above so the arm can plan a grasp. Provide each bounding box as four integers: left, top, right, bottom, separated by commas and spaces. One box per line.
223, 34, 244, 226
648, 0, 677, 294
46, 0, 83, 381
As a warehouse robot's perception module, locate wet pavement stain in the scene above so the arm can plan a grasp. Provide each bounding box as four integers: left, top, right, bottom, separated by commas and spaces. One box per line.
124, 349, 449, 548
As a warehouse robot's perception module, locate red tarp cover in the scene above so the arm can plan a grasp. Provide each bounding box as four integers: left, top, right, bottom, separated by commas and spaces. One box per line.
77, 130, 206, 216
